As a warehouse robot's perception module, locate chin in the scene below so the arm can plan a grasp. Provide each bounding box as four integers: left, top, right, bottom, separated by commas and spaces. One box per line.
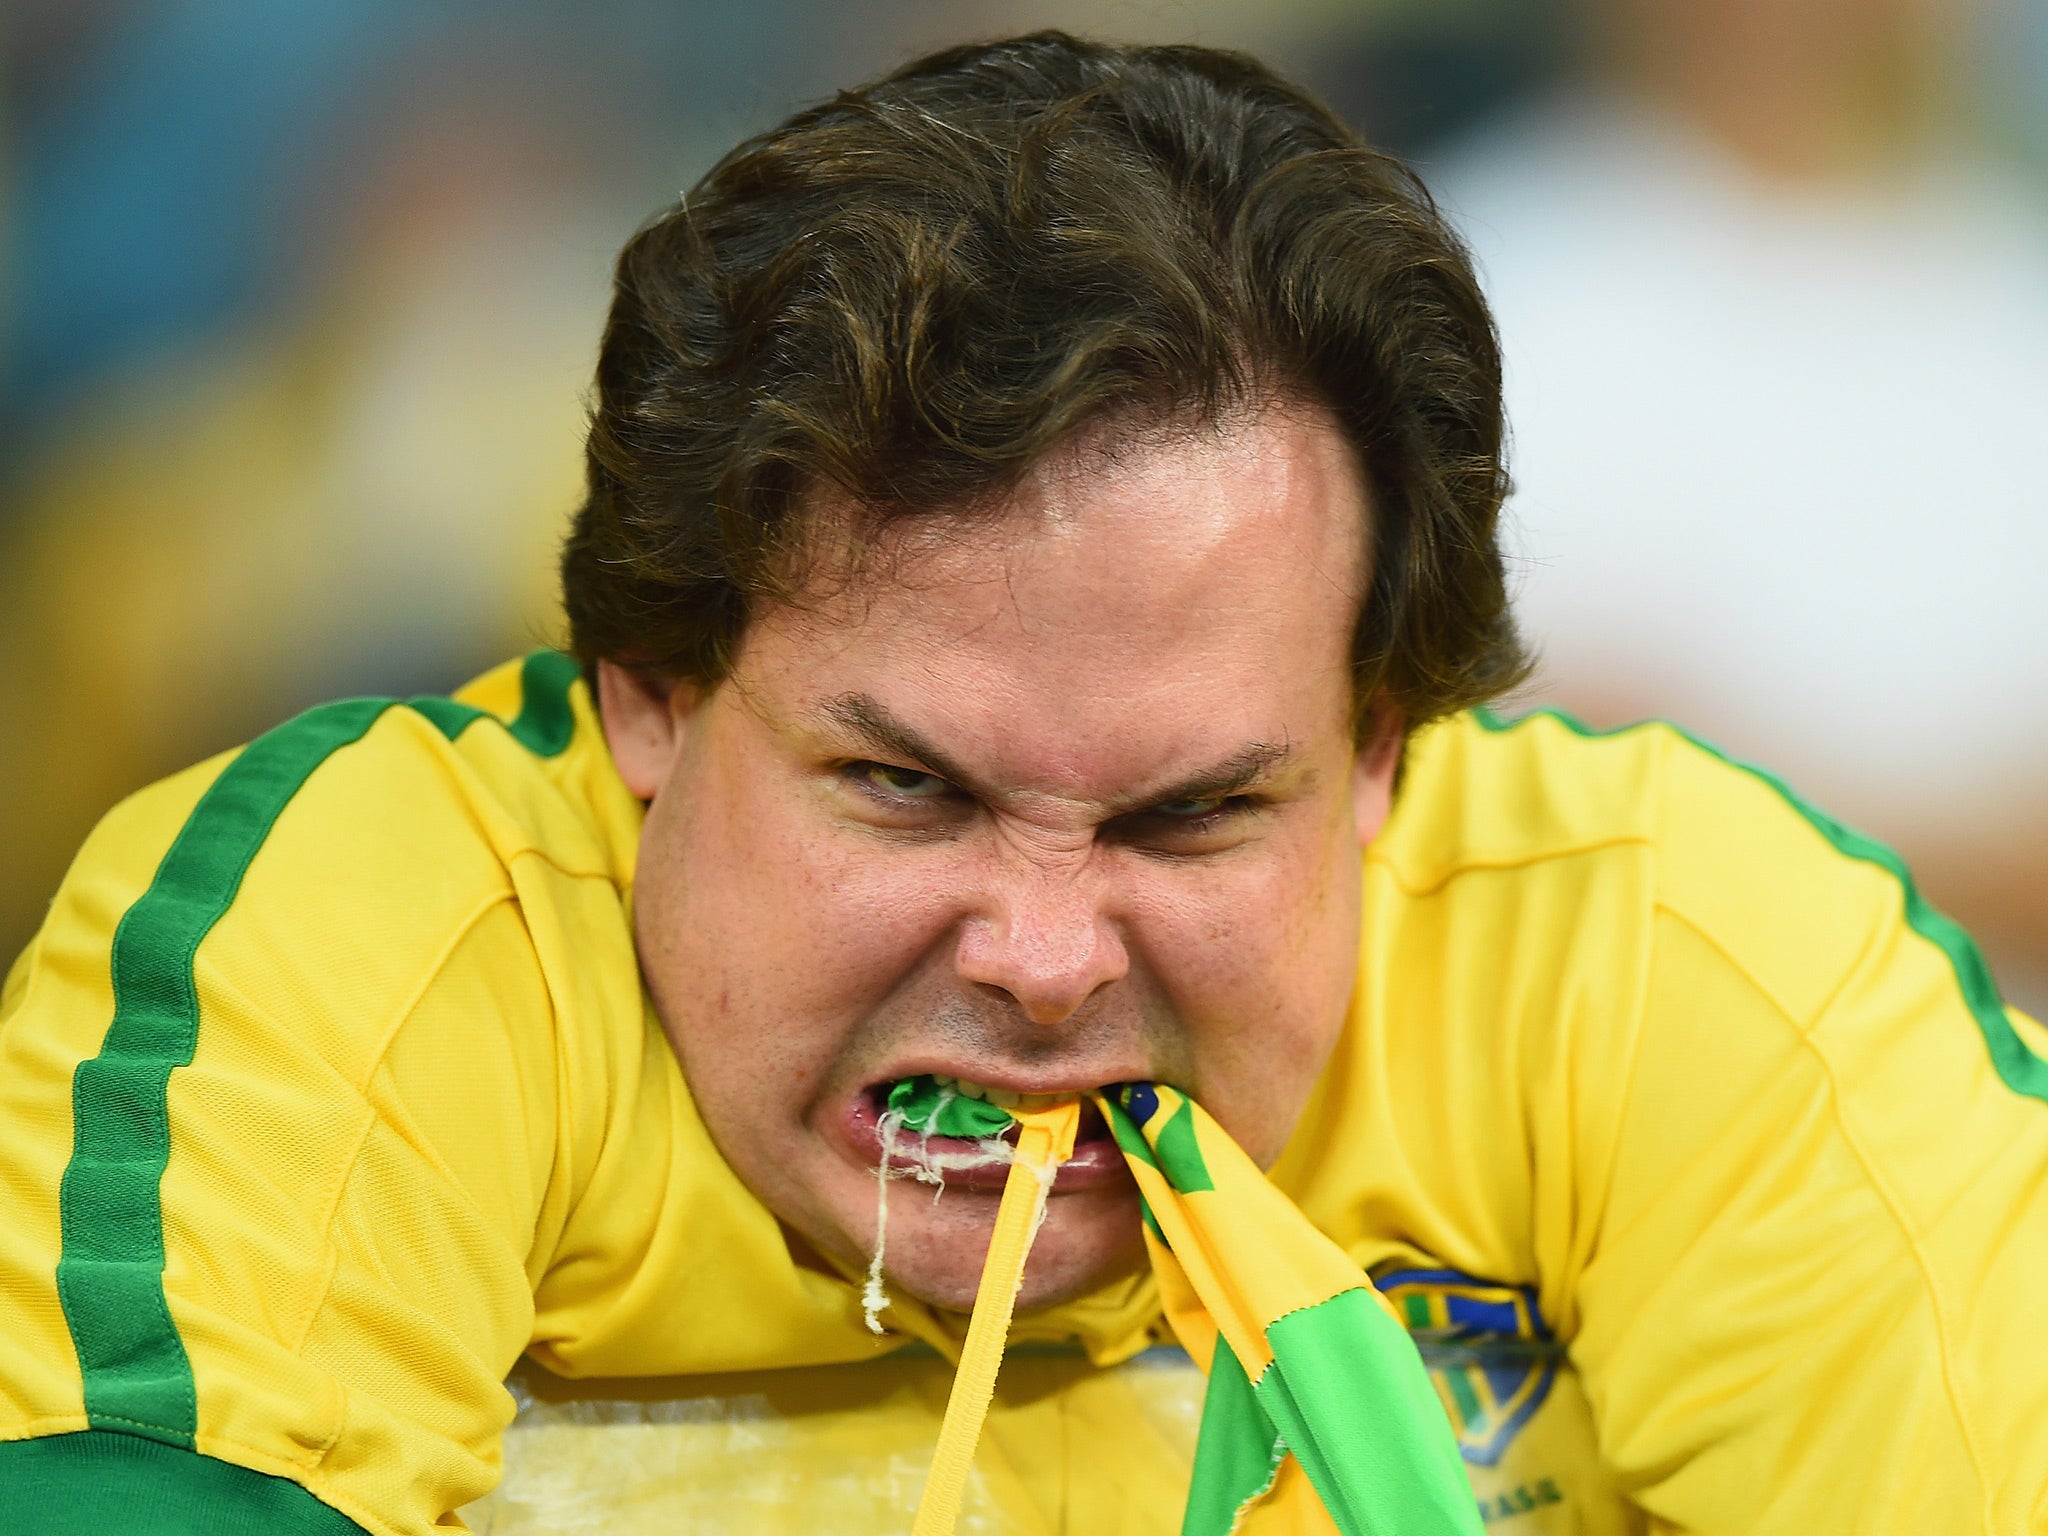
864, 1184, 1147, 1316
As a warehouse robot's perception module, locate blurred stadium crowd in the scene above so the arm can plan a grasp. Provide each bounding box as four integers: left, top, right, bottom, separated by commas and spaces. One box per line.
4, 0, 2045, 1010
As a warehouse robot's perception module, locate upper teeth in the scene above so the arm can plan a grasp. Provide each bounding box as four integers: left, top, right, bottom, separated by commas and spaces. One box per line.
931, 1074, 1064, 1112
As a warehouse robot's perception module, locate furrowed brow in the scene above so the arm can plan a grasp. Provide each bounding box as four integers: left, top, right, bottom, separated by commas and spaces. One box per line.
819, 694, 983, 794
819, 693, 1296, 813
1123, 740, 1295, 813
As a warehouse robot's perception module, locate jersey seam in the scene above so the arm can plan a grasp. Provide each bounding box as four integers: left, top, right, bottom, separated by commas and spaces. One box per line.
1, 1423, 401, 1536
396, 722, 609, 887
1793, 897, 1996, 1525
1365, 833, 1653, 900
2, 1416, 93, 1440
191, 1424, 403, 1536
0, 931, 49, 1050
1650, 900, 1821, 1031
1554, 722, 1677, 1353
295, 1111, 510, 1490
1588, 902, 1844, 1262
1789, 1031, 1997, 1527
1565, 870, 1660, 1350
504, 842, 621, 886
287, 889, 527, 1364
1640, 718, 1847, 1028
359, 1069, 537, 1287
346, 888, 521, 1098
263, 886, 515, 1357
1656, 906, 1996, 1524
289, 886, 539, 1488
534, 945, 595, 1296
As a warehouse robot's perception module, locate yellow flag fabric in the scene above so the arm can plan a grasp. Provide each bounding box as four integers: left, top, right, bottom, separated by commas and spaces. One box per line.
1096, 1083, 1480, 1536
911, 1087, 1475, 1536
913, 1100, 1083, 1536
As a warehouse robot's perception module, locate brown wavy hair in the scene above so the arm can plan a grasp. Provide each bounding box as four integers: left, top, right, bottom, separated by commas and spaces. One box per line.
562, 31, 1528, 733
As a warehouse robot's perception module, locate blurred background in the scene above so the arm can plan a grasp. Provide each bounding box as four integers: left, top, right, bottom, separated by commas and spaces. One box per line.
3, 0, 2044, 1011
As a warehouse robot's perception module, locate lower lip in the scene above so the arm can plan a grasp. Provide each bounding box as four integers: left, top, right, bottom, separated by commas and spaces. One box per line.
841, 1090, 1133, 1192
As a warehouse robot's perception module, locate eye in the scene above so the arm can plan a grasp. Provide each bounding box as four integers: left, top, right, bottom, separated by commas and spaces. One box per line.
850, 761, 954, 800
1109, 793, 1263, 853
1152, 795, 1229, 820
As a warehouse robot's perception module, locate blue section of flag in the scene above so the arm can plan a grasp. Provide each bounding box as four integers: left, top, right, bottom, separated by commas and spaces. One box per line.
1121, 1081, 1160, 1126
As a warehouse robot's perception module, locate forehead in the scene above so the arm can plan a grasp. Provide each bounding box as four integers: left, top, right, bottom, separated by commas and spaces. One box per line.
742, 403, 1372, 774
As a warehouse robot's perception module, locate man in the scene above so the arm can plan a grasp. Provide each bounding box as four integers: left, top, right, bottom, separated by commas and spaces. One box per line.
2, 33, 2043, 1536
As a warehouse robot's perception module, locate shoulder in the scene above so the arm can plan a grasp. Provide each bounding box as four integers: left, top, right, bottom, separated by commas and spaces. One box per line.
1385, 707, 1905, 1019
0, 656, 655, 1508
1375, 705, 1665, 889
12, 653, 644, 1081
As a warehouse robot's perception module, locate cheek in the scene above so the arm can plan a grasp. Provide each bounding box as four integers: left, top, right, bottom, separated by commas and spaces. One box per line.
636, 753, 969, 1097
1131, 813, 1361, 1161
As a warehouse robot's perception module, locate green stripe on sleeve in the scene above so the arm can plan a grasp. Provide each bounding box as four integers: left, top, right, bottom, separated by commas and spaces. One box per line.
1258, 1288, 1483, 1536
404, 693, 487, 740
1474, 706, 2048, 1106
0, 1431, 369, 1535
506, 649, 581, 757
57, 699, 393, 1444
407, 649, 580, 752
53, 658, 584, 1448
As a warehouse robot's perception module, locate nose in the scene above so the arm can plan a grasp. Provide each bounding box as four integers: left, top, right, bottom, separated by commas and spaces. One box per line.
953, 855, 1130, 1026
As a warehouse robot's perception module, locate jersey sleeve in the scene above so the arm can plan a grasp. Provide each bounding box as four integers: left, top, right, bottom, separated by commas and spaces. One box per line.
1572, 732, 2048, 1534
0, 700, 601, 1536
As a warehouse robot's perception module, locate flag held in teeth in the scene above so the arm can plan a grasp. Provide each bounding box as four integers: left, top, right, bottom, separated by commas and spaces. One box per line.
1096, 1083, 1482, 1536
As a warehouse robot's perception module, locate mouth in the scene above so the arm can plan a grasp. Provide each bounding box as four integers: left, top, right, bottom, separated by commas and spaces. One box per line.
844, 1074, 1130, 1193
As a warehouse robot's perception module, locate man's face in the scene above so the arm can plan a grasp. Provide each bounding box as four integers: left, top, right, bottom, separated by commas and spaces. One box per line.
600, 402, 1401, 1313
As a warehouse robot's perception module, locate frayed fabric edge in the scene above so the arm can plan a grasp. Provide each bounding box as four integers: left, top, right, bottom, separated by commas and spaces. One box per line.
1227, 1439, 1291, 1536
861, 1111, 1019, 1333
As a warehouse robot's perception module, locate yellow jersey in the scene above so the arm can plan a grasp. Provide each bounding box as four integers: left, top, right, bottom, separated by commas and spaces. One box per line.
1, 653, 2043, 1534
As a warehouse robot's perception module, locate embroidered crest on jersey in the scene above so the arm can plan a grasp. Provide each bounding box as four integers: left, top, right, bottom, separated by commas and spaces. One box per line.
1376, 1268, 1560, 1467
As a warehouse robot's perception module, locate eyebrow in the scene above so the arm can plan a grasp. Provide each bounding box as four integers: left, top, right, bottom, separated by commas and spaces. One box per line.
820, 694, 984, 795
1127, 739, 1296, 812
817, 693, 1297, 812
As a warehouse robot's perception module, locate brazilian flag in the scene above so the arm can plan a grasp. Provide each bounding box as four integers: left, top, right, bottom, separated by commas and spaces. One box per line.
1096, 1084, 1481, 1536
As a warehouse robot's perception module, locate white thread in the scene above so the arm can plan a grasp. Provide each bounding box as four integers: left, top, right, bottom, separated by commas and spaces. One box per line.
862, 1110, 905, 1333
861, 1103, 1024, 1333
1021, 1139, 1060, 1250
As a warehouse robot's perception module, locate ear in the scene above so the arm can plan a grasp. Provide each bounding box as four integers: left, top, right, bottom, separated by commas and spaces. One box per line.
596, 660, 700, 800
1350, 697, 1406, 846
